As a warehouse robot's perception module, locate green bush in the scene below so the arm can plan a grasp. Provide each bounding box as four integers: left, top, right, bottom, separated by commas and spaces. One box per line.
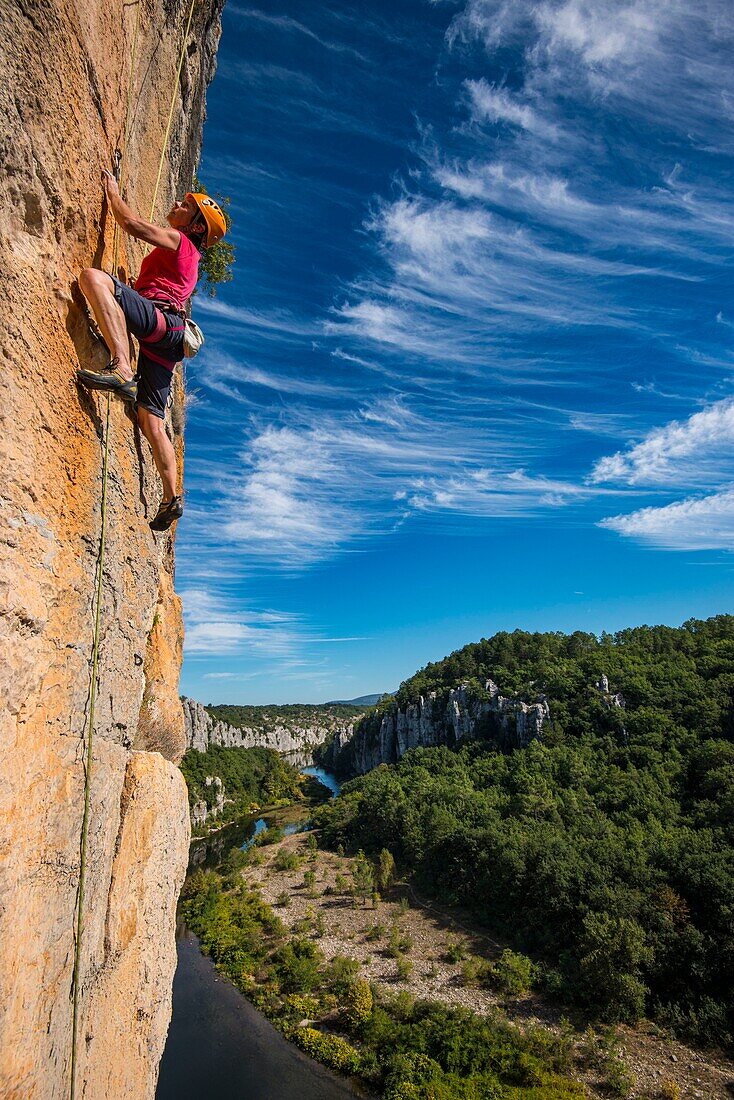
344, 979, 373, 1028
460, 956, 492, 987
292, 1027, 361, 1074
445, 937, 468, 963
396, 957, 413, 981
488, 950, 537, 997
274, 849, 301, 871
326, 955, 361, 998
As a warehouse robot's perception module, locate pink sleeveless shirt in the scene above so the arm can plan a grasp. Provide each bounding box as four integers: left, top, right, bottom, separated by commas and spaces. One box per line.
134, 232, 201, 311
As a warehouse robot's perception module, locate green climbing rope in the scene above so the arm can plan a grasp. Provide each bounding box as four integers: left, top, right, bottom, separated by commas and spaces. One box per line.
68, 1, 198, 1095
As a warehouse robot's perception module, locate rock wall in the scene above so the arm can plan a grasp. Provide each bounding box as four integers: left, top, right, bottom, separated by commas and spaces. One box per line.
182, 696, 356, 756
322, 681, 550, 776
191, 774, 226, 829
0, 1, 223, 1097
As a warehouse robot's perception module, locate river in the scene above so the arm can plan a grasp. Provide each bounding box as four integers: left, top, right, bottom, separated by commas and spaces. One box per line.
156, 764, 355, 1100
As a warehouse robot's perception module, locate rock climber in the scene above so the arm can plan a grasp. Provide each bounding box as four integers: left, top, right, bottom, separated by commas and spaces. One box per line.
76, 170, 227, 531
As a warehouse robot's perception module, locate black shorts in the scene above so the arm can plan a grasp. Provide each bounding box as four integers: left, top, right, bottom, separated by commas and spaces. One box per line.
111, 276, 185, 419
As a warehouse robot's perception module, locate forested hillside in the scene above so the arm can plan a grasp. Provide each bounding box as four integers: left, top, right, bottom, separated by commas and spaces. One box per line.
315, 616, 734, 1045
181, 746, 301, 823
207, 702, 368, 731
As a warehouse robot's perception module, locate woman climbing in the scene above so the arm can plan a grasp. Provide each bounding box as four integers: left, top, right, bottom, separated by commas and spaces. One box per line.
77, 170, 227, 531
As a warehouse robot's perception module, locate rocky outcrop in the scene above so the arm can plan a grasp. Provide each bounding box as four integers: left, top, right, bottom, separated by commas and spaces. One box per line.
0, 1, 223, 1096
322, 681, 550, 776
191, 775, 226, 828
596, 674, 626, 711
182, 696, 356, 756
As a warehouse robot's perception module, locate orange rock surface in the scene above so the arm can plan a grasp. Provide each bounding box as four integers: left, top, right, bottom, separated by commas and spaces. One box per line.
0, 0, 223, 1095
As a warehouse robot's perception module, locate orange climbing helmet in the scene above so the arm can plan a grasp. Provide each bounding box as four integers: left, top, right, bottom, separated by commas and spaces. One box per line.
186, 192, 227, 248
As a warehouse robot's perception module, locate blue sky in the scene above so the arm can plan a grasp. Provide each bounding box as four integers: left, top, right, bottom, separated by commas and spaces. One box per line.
178, 0, 734, 705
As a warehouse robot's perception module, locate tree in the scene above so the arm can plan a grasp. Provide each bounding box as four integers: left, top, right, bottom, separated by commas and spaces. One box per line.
352, 850, 375, 907
377, 848, 396, 893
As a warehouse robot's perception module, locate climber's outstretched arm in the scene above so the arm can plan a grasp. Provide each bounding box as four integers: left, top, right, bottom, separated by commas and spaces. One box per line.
102, 170, 180, 251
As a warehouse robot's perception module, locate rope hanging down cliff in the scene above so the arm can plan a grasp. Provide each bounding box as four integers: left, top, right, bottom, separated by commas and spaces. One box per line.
69, 2, 197, 1097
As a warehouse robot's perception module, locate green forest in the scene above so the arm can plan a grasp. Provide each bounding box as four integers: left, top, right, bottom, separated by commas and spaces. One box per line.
181, 745, 302, 822
207, 701, 368, 732
314, 616, 734, 1045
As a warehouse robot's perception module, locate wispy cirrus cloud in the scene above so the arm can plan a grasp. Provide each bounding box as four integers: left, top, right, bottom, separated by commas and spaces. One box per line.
182, 585, 366, 661
464, 79, 559, 139
228, 6, 370, 61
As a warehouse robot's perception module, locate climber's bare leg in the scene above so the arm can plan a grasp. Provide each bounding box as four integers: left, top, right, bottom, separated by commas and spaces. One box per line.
78, 268, 134, 381
137, 406, 177, 502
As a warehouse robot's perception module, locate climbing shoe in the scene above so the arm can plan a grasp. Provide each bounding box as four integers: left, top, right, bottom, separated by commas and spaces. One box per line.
149, 496, 184, 532
77, 360, 137, 404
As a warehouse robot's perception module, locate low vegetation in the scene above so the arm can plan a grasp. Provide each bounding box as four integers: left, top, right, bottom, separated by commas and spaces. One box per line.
182, 864, 585, 1098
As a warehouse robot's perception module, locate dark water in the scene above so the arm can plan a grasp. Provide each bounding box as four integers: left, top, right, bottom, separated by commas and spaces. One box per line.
189, 766, 342, 871
301, 765, 342, 799
156, 932, 357, 1100
157, 766, 350, 1100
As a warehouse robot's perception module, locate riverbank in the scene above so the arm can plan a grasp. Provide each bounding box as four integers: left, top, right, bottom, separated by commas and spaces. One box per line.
157, 929, 359, 1100
242, 829, 734, 1100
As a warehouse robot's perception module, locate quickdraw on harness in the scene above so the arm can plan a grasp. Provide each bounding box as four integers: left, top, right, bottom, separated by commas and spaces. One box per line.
68, 1, 197, 1096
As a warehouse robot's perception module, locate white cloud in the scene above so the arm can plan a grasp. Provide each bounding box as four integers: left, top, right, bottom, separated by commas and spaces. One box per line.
599, 490, 734, 549
407, 467, 592, 515
221, 426, 356, 565
196, 297, 318, 339
533, 0, 656, 67
228, 6, 369, 61
182, 587, 306, 656
590, 398, 734, 486
464, 80, 557, 137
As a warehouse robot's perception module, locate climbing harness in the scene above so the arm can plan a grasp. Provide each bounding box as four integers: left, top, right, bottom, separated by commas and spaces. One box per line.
68, 1, 198, 1096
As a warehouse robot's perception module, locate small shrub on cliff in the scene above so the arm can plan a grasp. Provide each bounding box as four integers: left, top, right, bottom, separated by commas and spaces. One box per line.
191, 176, 235, 297
326, 955, 362, 998
377, 848, 396, 893
313, 912, 327, 937
388, 924, 413, 958
272, 936, 323, 994
460, 955, 492, 987
445, 936, 468, 963
282, 992, 320, 1022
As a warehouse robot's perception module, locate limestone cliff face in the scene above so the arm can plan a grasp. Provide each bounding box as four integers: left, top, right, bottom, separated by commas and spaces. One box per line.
0, 1, 223, 1096
321, 681, 550, 776
182, 696, 357, 756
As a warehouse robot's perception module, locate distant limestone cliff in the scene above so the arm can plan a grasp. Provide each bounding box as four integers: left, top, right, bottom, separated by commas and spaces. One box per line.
319, 681, 550, 776
182, 696, 362, 757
